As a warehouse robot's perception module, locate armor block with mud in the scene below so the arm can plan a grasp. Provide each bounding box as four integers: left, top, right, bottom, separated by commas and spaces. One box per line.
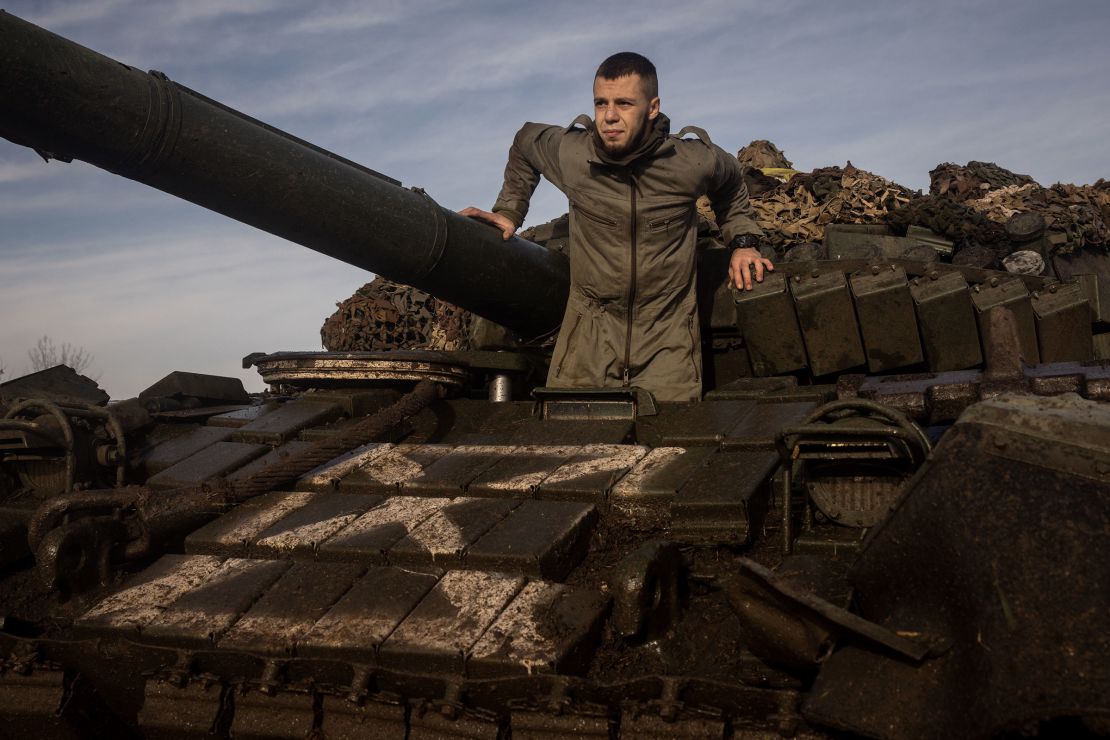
1, 11, 1107, 739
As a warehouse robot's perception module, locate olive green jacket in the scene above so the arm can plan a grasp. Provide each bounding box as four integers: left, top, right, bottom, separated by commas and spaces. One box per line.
492, 114, 762, 402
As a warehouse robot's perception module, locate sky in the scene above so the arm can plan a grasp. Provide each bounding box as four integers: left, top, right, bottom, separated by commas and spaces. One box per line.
1, 0, 1108, 399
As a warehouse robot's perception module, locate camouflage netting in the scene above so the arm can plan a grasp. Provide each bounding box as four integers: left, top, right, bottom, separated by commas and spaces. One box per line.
738, 139, 793, 170
745, 163, 916, 251
322, 141, 1108, 351
737, 139, 795, 196
966, 180, 1110, 254
884, 195, 1009, 252
732, 145, 1109, 258
929, 160, 1037, 201
320, 278, 472, 352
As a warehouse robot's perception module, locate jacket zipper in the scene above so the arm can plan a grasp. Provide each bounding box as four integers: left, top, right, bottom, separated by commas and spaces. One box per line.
624, 176, 637, 386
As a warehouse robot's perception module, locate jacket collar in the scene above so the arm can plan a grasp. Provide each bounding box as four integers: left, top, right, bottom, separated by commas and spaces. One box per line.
571, 113, 673, 166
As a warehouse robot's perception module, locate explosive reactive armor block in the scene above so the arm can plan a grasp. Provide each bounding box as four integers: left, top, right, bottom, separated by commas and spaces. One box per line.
1031, 281, 1094, 363
732, 273, 808, 376
908, 271, 983, 371
849, 265, 924, 372
971, 277, 1040, 364
790, 270, 866, 377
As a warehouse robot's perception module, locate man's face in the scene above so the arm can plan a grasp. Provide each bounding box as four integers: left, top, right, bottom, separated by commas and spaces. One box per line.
593, 74, 660, 157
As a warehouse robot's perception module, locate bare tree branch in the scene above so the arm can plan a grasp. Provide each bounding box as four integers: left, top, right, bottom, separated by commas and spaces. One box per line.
27, 335, 95, 375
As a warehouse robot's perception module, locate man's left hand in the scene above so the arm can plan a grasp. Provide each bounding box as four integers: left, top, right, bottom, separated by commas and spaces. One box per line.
730, 247, 775, 291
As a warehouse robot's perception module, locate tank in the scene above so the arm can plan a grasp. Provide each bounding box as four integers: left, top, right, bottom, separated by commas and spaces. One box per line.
0, 10, 1107, 739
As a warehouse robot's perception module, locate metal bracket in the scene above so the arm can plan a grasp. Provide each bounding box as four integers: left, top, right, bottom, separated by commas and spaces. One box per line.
611, 540, 686, 643
533, 387, 658, 420
35, 517, 129, 597
777, 399, 932, 550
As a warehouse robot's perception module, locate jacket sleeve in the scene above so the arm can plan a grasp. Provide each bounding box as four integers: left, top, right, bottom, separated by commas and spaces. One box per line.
491, 122, 567, 229
706, 143, 764, 245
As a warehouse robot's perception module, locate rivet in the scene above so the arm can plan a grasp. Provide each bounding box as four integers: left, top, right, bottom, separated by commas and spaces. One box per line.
990, 277, 999, 287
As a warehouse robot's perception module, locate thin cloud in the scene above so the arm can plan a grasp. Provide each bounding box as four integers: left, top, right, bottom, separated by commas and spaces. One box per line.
285, 0, 449, 34
21, 0, 132, 29
0, 181, 170, 216
166, 0, 296, 24
238, 2, 768, 119
0, 159, 63, 184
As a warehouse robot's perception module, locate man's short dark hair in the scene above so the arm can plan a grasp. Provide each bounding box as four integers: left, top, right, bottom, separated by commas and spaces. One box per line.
596, 52, 658, 99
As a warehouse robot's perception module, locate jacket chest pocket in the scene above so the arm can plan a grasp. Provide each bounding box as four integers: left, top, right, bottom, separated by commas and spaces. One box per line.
571, 201, 618, 229
647, 205, 693, 233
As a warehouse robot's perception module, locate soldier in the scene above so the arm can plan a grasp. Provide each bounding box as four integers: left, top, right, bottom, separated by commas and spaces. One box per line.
461, 52, 771, 402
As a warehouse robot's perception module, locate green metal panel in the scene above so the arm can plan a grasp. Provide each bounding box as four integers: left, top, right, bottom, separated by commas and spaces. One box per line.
1094, 332, 1110, 360
850, 265, 924, 372
971, 277, 1040, 364
733, 273, 808, 376
1032, 282, 1093, 363
790, 270, 866, 377
909, 271, 983, 371
1074, 273, 1108, 323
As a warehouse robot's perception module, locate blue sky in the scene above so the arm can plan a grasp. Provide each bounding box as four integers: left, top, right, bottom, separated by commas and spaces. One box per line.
1, 0, 1108, 398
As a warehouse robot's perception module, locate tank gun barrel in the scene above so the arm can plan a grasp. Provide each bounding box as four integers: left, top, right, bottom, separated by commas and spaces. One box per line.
0, 11, 569, 337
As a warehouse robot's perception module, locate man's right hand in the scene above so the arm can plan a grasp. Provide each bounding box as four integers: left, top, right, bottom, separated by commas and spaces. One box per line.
459, 207, 516, 240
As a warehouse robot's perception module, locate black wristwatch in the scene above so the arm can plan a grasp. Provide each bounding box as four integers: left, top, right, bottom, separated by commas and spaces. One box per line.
729, 234, 761, 251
